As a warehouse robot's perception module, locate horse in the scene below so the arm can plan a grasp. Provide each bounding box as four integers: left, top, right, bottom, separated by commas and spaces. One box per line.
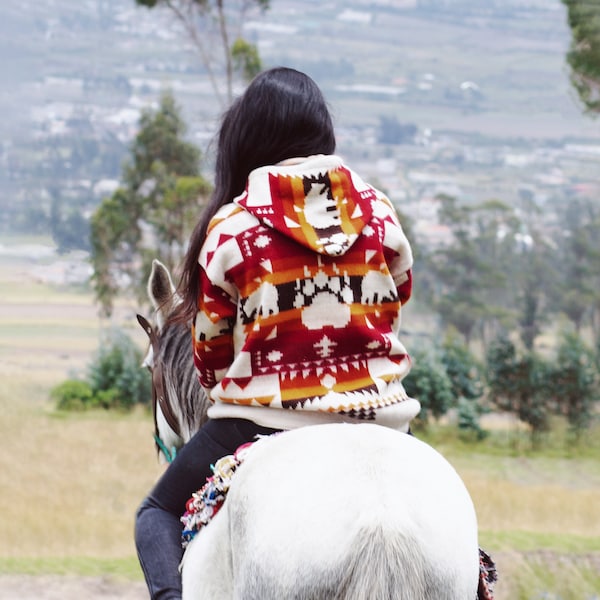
139, 259, 482, 600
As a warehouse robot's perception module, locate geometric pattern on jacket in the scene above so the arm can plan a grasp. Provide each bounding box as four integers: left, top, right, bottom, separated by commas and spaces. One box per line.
193, 155, 420, 430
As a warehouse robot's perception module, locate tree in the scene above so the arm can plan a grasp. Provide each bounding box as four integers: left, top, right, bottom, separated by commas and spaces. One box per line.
90, 91, 210, 316
50, 193, 91, 254
562, 0, 600, 114
441, 335, 487, 439
516, 244, 548, 351
550, 198, 600, 336
441, 335, 483, 400
428, 195, 518, 344
377, 116, 418, 145
486, 336, 553, 444
549, 331, 598, 440
403, 348, 455, 425
136, 0, 270, 106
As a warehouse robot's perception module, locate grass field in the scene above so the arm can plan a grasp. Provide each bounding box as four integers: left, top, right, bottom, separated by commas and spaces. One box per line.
1, 246, 599, 599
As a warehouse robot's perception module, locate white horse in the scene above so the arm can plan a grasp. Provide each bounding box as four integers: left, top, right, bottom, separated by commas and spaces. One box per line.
140, 260, 482, 600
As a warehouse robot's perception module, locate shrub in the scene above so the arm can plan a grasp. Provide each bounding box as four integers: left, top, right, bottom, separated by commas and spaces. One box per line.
94, 388, 122, 410
51, 379, 95, 411
52, 328, 151, 412
88, 328, 151, 410
457, 396, 488, 440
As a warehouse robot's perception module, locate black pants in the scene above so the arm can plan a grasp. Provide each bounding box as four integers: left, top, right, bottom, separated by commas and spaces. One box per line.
135, 418, 281, 600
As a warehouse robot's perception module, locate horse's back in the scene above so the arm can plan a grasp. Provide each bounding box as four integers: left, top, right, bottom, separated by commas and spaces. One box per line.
182, 423, 479, 600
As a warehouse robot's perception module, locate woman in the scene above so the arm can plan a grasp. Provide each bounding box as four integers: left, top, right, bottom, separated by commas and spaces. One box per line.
135, 66, 419, 600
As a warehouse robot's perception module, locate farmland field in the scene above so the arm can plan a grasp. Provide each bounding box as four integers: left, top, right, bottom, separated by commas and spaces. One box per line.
0, 241, 599, 599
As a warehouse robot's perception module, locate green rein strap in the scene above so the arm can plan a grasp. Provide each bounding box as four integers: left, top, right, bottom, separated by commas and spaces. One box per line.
154, 433, 177, 463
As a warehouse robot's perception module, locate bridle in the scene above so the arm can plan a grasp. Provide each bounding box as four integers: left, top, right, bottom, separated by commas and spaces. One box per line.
137, 313, 182, 462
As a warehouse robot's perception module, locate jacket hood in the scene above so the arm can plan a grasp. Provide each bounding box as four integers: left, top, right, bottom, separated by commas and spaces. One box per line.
234, 155, 375, 256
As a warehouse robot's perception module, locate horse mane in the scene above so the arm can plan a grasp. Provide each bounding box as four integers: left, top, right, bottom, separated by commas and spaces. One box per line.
155, 318, 209, 443
142, 259, 210, 450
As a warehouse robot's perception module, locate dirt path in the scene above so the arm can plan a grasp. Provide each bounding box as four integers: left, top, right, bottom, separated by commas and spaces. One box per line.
0, 575, 148, 600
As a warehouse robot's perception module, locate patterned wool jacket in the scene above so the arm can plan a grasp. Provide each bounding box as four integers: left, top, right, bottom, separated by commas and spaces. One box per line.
193, 154, 420, 431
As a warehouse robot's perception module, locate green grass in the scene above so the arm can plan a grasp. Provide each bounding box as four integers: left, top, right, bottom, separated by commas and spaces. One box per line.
0, 557, 143, 580
480, 530, 600, 554
415, 419, 600, 461
499, 552, 600, 600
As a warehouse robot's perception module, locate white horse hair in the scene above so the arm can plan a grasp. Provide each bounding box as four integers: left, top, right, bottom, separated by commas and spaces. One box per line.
141, 260, 481, 600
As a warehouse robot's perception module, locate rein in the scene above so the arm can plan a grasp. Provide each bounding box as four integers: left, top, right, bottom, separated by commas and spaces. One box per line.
137, 314, 182, 462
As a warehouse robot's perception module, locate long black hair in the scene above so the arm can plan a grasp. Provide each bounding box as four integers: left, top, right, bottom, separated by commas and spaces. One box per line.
173, 67, 336, 323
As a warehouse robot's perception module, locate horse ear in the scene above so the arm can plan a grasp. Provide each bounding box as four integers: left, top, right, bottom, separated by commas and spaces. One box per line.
148, 259, 179, 327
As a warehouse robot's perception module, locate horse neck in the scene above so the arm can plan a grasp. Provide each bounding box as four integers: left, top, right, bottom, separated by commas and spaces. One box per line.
158, 321, 209, 441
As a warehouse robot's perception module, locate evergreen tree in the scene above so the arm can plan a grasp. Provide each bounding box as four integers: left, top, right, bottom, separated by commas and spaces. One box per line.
549, 331, 598, 440
90, 91, 209, 316
486, 336, 552, 444
441, 334, 484, 402
440, 335, 486, 437
563, 0, 600, 114
403, 348, 455, 424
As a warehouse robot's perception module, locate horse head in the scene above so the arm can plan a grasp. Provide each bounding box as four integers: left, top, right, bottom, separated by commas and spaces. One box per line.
138, 259, 210, 463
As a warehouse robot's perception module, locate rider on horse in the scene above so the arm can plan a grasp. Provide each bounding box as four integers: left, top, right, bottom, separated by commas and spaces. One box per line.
135, 67, 420, 600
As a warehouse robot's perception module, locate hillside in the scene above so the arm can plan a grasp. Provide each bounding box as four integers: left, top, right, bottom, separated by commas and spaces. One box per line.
0, 0, 590, 138
1, 0, 599, 237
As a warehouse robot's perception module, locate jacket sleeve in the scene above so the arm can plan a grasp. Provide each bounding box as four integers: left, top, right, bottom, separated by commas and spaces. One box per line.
192, 206, 241, 396
396, 269, 413, 306
192, 266, 236, 395
378, 196, 414, 305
